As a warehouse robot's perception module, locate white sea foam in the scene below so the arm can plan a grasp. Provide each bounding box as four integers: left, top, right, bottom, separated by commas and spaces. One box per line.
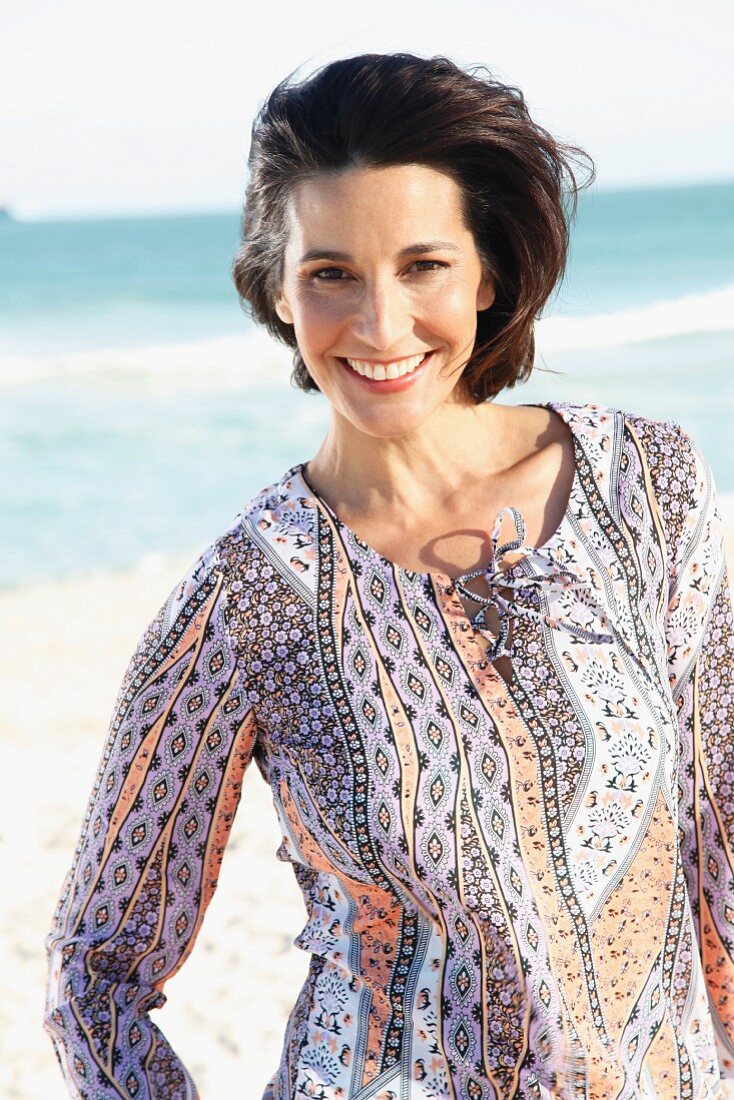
536, 282, 734, 352
2, 282, 733, 388
0, 328, 295, 389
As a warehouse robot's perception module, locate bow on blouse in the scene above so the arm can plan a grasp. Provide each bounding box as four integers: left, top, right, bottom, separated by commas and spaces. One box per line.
450, 504, 616, 660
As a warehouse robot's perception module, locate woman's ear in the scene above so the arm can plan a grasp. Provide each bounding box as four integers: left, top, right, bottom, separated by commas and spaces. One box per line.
274, 293, 294, 326
476, 273, 496, 313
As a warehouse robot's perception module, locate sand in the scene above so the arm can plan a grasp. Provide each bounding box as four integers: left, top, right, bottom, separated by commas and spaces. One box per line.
2, 506, 734, 1099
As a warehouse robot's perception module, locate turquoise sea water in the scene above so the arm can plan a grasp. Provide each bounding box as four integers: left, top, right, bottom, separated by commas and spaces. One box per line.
1, 180, 733, 588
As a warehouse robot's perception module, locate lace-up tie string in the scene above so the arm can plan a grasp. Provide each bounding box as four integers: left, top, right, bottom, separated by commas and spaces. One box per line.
449, 504, 615, 660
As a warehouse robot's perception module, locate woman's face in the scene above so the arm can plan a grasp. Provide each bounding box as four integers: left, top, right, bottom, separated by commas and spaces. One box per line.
274, 164, 495, 439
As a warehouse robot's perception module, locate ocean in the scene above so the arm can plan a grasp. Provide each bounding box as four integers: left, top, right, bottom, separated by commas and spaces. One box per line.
1, 180, 733, 588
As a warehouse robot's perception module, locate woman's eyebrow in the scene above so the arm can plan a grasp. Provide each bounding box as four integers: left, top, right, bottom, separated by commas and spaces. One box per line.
298, 241, 462, 263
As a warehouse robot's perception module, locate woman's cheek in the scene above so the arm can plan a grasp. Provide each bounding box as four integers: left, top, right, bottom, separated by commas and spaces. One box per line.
418, 277, 475, 315
298, 286, 359, 325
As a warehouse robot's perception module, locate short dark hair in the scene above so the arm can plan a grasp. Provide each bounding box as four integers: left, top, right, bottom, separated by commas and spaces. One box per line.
231, 52, 594, 402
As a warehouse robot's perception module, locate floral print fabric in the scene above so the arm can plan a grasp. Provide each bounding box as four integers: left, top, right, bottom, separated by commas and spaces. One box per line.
44, 401, 734, 1099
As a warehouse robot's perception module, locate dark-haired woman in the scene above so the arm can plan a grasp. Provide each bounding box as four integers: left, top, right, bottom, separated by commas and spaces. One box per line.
44, 53, 734, 1099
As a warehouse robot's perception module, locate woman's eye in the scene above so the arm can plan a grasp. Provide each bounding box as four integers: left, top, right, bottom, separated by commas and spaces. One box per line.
309, 260, 448, 281
410, 260, 448, 272
311, 267, 349, 280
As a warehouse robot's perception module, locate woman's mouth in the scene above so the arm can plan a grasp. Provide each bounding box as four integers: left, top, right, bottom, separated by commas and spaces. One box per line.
338, 350, 435, 391
343, 351, 428, 380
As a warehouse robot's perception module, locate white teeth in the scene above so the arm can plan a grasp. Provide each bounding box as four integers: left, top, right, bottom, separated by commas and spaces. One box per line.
345, 352, 427, 381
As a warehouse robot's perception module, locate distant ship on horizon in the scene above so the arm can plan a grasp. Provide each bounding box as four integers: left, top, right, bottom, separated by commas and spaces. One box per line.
0, 201, 15, 222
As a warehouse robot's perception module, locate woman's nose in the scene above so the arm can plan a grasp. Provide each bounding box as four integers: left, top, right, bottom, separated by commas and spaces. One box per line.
350, 278, 413, 351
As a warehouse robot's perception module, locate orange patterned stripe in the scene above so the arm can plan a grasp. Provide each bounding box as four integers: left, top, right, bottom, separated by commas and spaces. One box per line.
172, 703, 259, 981
278, 778, 403, 1086
639, 1009, 680, 1095
104, 578, 225, 862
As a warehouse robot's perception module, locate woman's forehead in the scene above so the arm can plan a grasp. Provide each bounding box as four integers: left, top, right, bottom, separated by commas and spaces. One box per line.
285, 165, 470, 248
291, 163, 461, 206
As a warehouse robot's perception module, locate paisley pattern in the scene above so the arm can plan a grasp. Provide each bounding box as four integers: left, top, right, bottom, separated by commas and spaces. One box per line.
44, 400, 734, 1100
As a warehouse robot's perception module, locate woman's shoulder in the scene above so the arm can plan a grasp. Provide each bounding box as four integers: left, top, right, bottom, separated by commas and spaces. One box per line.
546, 397, 700, 469
531, 396, 696, 490
143, 463, 316, 667
552, 398, 714, 566
569, 398, 705, 493
177, 463, 319, 597
542, 396, 680, 436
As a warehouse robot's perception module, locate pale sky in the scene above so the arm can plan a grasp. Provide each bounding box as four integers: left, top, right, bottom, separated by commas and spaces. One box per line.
2, 0, 733, 218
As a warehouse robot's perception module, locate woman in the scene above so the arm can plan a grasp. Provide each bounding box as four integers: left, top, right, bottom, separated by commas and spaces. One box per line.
44, 53, 734, 1099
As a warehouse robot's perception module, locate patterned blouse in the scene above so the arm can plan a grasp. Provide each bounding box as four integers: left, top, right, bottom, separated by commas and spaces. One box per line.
44, 400, 734, 1100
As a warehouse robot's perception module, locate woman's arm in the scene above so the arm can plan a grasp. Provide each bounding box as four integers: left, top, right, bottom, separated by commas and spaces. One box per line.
43, 541, 258, 1099
665, 427, 734, 1083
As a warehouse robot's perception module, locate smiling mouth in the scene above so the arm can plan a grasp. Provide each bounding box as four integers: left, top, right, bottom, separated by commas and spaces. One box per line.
341, 352, 430, 381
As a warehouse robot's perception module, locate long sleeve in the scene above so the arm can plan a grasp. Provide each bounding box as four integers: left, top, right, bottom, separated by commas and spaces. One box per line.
43, 540, 259, 1099
665, 428, 734, 1081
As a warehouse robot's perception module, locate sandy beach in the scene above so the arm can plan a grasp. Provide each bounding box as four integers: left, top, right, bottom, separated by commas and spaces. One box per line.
3, 505, 734, 1099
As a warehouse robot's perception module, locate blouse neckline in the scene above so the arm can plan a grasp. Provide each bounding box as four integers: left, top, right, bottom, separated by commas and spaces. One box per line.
293, 400, 582, 585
